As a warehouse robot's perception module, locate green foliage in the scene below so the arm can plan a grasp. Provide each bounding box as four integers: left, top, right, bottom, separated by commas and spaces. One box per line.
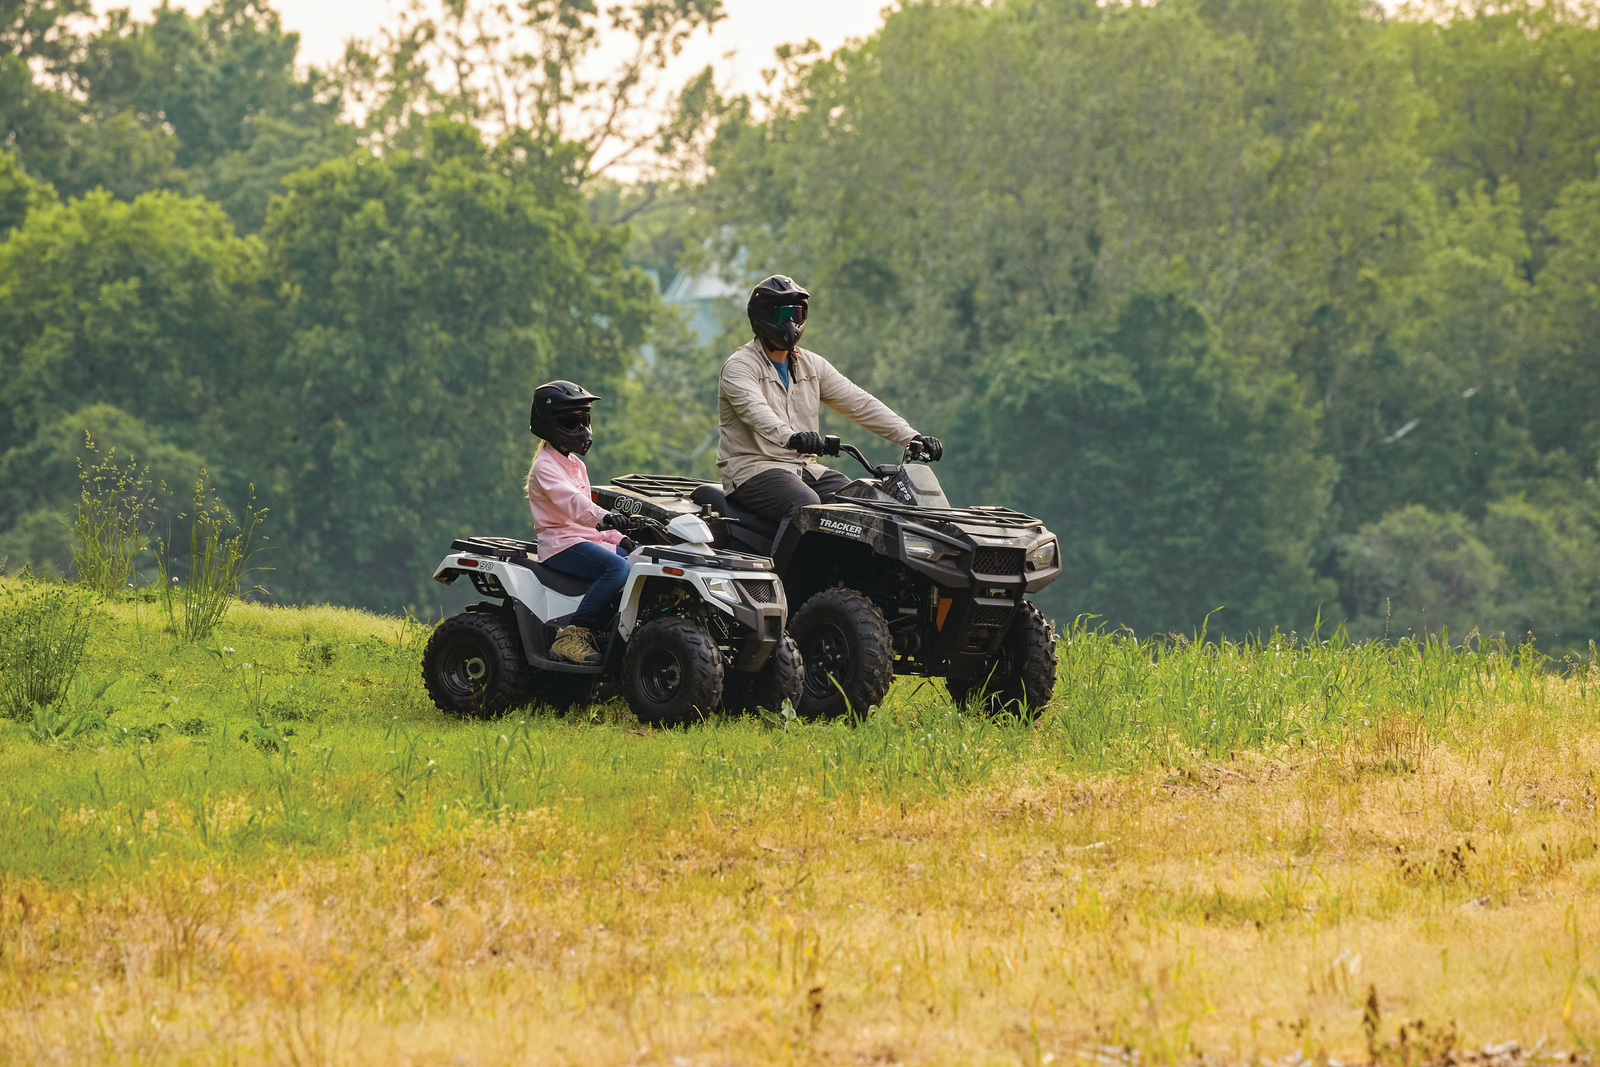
70, 436, 156, 598
1397, 0, 1600, 241
159, 477, 266, 642
0, 190, 269, 461
256, 120, 655, 609
1338, 499, 1600, 650
1339, 505, 1503, 641
0, 405, 207, 581
959, 290, 1335, 636
0, 580, 98, 719
1529, 172, 1600, 475
0, 149, 53, 235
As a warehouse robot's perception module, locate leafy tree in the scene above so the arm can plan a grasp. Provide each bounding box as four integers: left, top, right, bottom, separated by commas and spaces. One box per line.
72, 1, 350, 226
1395, 0, 1600, 247
257, 119, 656, 609
1528, 171, 1600, 476
1338, 505, 1502, 641
0, 148, 52, 234
956, 291, 1336, 636
0, 403, 207, 578
1478, 496, 1600, 650
1339, 497, 1600, 651
0, 187, 271, 462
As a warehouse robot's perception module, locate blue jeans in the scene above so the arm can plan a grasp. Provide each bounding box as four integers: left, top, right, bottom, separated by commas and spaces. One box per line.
541, 541, 631, 628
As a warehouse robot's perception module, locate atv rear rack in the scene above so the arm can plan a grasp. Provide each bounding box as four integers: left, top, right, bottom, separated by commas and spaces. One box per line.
450, 536, 538, 561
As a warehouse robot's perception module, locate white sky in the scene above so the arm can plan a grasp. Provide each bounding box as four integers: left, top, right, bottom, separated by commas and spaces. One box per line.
90, 0, 898, 98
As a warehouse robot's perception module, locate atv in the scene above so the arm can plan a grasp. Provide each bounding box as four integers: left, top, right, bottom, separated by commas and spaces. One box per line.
594, 438, 1061, 719
421, 513, 801, 725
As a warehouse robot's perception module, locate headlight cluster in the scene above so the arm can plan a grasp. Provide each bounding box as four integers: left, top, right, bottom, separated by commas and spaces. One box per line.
703, 577, 740, 603
903, 535, 958, 562
1025, 538, 1058, 570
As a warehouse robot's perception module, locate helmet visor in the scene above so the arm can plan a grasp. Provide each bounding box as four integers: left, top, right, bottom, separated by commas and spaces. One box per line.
765, 304, 806, 327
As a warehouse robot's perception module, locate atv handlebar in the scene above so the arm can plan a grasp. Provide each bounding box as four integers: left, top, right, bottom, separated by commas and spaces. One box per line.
821, 434, 938, 478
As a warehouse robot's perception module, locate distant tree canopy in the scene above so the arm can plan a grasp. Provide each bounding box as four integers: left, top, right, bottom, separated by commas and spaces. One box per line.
1, 0, 1599, 649
697, 0, 1600, 649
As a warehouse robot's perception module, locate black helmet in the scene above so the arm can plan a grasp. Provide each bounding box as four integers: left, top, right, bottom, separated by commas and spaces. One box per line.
529, 380, 600, 455
747, 274, 810, 352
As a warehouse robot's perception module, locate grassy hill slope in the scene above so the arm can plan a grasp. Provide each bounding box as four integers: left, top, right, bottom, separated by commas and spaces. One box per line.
2, 584, 1599, 1063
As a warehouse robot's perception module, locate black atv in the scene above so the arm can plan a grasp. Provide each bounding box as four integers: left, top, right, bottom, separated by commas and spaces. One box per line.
594, 438, 1060, 718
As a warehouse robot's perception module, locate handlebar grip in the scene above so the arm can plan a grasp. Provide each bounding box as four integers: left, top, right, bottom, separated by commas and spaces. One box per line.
822, 434, 841, 457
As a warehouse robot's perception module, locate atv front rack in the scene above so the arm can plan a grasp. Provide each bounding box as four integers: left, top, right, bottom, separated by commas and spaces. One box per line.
610, 473, 712, 499
854, 501, 1044, 528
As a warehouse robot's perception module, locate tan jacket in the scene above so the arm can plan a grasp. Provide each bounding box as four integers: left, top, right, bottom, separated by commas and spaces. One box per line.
717, 339, 918, 491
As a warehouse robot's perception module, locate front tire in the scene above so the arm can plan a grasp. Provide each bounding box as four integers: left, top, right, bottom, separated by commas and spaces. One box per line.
947, 602, 1058, 718
622, 616, 724, 727
422, 611, 531, 718
722, 634, 804, 716
790, 587, 893, 720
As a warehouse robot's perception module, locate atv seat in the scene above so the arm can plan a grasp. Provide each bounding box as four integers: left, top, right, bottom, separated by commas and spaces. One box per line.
515, 558, 595, 598
690, 484, 779, 540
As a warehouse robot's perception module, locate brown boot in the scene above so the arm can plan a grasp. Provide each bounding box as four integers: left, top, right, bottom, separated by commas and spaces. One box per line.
551, 625, 601, 665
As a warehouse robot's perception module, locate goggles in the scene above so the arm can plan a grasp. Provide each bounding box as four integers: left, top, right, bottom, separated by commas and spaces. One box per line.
766, 304, 807, 327
554, 410, 591, 431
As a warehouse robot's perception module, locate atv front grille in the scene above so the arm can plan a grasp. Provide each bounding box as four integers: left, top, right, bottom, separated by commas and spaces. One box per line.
972, 547, 1024, 577
738, 579, 776, 603
969, 603, 1014, 628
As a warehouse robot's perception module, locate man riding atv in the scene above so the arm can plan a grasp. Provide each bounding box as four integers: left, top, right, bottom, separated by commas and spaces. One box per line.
720, 275, 943, 527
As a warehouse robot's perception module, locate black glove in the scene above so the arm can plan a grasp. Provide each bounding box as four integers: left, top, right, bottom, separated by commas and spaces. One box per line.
597, 511, 647, 534
786, 431, 826, 455
618, 535, 638, 553
909, 434, 943, 462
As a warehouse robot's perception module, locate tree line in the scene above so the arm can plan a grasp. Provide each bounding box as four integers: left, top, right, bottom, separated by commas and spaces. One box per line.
2, 0, 1598, 652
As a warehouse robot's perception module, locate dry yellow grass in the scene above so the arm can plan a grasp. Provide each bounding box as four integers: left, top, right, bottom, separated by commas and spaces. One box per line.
6, 683, 1600, 1065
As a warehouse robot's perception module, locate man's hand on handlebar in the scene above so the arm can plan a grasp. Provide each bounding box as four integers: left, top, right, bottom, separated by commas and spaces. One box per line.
786, 431, 825, 455
909, 434, 943, 462
597, 511, 649, 534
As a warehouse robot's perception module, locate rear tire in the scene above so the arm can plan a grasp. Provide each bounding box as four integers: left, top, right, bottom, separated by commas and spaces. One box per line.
722, 635, 804, 716
622, 616, 724, 727
422, 611, 530, 718
947, 602, 1058, 718
790, 587, 893, 720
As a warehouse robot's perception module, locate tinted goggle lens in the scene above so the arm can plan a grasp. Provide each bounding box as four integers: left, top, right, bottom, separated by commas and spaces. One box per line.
769, 304, 806, 326
555, 411, 591, 431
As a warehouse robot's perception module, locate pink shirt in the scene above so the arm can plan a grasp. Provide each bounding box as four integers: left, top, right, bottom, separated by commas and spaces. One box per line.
525, 444, 624, 561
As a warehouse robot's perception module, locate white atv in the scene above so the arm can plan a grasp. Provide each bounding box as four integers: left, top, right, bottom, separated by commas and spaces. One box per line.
421, 514, 802, 725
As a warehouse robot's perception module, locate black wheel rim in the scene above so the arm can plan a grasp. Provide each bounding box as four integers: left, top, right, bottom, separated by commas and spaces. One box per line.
801, 621, 851, 700
639, 646, 685, 704
437, 635, 494, 701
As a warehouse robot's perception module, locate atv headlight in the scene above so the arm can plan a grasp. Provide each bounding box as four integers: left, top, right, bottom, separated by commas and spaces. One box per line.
903, 535, 956, 562
703, 577, 740, 604
1025, 538, 1058, 570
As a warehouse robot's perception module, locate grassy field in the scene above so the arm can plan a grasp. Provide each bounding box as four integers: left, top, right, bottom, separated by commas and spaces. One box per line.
3, 582, 1600, 1065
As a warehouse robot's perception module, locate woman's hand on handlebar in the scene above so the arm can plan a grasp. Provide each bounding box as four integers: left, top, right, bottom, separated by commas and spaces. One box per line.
908, 434, 943, 461
597, 511, 649, 534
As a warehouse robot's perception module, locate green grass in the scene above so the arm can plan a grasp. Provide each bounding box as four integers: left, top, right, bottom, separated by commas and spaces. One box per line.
6, 580, 1600, 1064
0, 584, 1585, 891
